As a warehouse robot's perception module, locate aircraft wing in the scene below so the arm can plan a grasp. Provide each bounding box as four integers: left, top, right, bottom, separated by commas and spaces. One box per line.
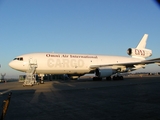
90, 58, 160, 69
145, 57, 160, 66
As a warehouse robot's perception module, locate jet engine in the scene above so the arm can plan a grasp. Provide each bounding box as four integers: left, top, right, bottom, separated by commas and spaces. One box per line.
127, 48, 152, 58
95, 67, 116, 77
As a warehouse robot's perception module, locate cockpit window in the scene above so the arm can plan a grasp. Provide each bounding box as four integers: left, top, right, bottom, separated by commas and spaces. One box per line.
20, 57, 23, 61
13, 57, 23, 61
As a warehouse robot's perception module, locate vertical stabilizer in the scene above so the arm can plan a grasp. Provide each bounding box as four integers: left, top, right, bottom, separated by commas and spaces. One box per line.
136, 34, 148, 49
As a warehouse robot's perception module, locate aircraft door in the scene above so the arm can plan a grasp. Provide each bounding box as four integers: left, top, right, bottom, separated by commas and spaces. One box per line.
29, 58, 37, 65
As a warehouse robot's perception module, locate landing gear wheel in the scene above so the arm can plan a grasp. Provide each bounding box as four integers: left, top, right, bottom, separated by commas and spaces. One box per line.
113, 76, 116, 80
106, 76, 111, 81
120, 76, 123, 80
93, 77, 102, 81
113, 76, 124, 80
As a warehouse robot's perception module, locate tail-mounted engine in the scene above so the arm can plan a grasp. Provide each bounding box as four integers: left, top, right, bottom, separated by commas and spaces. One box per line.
127, 48, 152, 58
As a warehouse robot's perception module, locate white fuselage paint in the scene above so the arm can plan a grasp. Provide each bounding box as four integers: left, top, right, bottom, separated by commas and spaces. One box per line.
9, 53, 143, 74
47, 59, 85, 68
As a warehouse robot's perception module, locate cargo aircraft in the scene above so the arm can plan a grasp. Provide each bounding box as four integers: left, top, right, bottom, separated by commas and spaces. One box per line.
9, 34, 160, 82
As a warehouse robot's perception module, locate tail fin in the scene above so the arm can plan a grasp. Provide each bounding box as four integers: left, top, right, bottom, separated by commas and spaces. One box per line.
127, 34, 152, 59
136, 34, 148, 49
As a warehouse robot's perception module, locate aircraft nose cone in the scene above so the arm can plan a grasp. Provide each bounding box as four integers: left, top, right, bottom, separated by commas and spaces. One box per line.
9, 61, 15, 69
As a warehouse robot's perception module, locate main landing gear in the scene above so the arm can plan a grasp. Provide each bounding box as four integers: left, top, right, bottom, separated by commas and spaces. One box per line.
112, 73, 124, 80
112, 75, 123, 80
92, 75, 124, 81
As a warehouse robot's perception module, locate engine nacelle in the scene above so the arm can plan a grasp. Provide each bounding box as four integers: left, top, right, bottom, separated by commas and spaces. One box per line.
95, 67, 115, 77
127, 48, 152, 58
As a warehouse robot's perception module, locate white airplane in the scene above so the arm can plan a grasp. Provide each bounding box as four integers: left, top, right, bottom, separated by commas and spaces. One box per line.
9, 34, 160, 81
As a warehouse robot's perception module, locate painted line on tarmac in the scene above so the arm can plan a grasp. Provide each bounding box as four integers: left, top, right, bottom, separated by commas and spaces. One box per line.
0, 90, 11, 95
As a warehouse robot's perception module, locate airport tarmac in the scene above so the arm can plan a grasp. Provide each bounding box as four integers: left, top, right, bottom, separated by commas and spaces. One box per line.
0, 75, 160, 120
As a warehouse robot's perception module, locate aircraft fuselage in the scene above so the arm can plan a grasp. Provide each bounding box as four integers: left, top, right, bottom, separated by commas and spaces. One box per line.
9, 53, 143, 75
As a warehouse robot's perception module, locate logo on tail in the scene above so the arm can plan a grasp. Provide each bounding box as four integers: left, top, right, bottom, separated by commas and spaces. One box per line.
127, 34, 152, 59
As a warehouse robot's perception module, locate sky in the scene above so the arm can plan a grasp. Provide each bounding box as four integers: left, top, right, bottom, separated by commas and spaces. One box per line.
0, 0, 160, 79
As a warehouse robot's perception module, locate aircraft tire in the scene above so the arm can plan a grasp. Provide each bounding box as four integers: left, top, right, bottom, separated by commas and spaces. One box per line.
93, 77, 102, 81
113, 76, 123, 80
106, 76, 111, 81
113, 76, 116, 80
120, 76, 123, 80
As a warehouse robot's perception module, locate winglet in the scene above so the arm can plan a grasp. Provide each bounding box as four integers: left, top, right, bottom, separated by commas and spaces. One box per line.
136, 34, 148, 49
